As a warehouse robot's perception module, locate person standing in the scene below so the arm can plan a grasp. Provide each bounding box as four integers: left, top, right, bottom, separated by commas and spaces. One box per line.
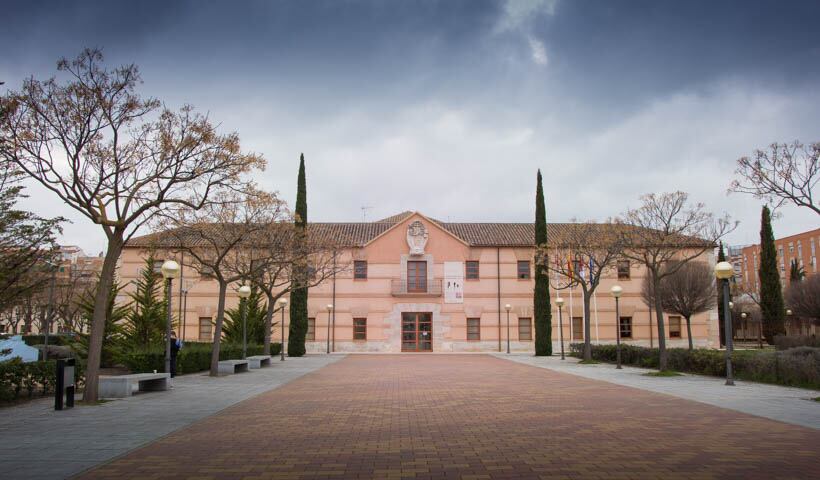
170, 331, 182, 378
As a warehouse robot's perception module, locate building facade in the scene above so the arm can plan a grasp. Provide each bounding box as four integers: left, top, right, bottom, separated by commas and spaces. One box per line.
734, 227, 820, 293
120, 212, 720, 353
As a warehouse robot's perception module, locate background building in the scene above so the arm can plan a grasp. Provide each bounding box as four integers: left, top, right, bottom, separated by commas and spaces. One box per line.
122, 212, 720, 352
734, 227, 820, 293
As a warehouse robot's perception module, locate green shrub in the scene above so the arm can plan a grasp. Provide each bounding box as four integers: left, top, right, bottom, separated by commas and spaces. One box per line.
569, 343, 820, 390
0, 358, 85, 402
118, 342, 282, 375
773, 335, 820, 350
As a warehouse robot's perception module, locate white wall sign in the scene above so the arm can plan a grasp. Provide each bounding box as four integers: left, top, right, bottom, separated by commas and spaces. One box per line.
444, 261, 464, 304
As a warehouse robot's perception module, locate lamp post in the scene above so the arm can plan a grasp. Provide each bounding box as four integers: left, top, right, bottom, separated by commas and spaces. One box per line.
326, 304, 333, 354
786, 308, 793, 335
610, 285, 623, 369
278, 297, 288, 361
237, 285, 252, 358
43, 260, 58, 361
161, 260, 180, 376
505, 304, 511, 354
555, 297, 565, 360
715, 261, 735, 386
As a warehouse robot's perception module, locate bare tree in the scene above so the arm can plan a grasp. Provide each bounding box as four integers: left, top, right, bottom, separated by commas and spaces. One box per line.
160, 189, 283, 376
655, 261, 716, 350
730, 141, 819, 215
785, 274, 820, 323
246, 222, 348, 355
537, 221, 624, 361
619, 192, 735, 371
1, 50, 263, 400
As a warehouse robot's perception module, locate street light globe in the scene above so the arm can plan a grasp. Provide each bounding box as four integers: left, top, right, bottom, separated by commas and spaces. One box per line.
741, 312, 747, 319
160, 260, 180, 279
237, 285, 252, 299
729, 301, 734, 309
714, 261, 734, 280
504, 304, 511, 311
786, 308, 793, 316
327, 304, 334, 310
278, 297, 288, 306
555, 297, 565, 307
610, 285, 623, 298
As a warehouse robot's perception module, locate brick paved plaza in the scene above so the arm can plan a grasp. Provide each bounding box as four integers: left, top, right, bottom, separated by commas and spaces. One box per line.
81, 355, 819, 480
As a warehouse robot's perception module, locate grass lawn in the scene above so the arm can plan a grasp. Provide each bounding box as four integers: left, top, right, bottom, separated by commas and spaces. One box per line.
578, 359, 601, 365
644, 370, 683, 377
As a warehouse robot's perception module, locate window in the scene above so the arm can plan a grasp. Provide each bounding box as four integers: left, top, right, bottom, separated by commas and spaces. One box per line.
467, 318, 480, 340
152, 260, 164, 274
617, 260, 631, 280
619, 316, 632, 339
669, 316, 681, 338
571, 317, 583, 340
466, 261, 480, 280
517, 261, 531, 279
407, 261, 427, 292
518, 317, 532, 340
353, 318, 367, 340
354, 260, 367, 279
307, 318, 315, 341
199, 317, 212, 342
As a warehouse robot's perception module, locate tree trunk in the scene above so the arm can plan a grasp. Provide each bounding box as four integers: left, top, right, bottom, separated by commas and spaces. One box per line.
685, 315, 693, 351
653, 275, 668, 371
209, 281, 228, 377
82, 233, 124, 403
263, 292, 276, 356
582, 289, 592, 361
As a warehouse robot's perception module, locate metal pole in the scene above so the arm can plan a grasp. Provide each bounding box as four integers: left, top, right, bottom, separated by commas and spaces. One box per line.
165, 278, 173, 375
506, 310, 510, 354
182, 290, 188, 341
615, 296, 622, 369
44, 265, 57, 361
326, 307, 331, 354
497, 247, 502, 352
242, 297, 248, 359
722, 279, 735, 386
558, 305, 565, 360
332, 253, 336, 352
280, 306, 286, 361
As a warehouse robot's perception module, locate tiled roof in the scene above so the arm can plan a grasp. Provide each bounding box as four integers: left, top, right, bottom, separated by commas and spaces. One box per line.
127, 212, 709, 248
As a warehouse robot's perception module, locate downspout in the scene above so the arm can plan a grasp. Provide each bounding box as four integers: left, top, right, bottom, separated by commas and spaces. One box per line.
332, 251, 336, 352
497, 246, 502, 352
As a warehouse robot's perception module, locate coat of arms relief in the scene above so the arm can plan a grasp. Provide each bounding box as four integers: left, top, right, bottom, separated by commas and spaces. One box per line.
406, 220, 429, 255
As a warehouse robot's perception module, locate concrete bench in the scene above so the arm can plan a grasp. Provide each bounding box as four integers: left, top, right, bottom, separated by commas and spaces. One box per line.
247, 355, 272, 369
99, 373, 170, 398
218, 359, 249, 375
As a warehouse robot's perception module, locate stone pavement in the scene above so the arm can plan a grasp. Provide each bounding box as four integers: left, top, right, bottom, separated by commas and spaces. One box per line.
0, 355, 342, 480
497, 353, 820, 430
80, 354, 819, 480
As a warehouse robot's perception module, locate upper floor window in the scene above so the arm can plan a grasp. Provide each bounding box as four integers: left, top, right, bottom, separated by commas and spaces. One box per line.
517, 261, 531, 280
354, 260, 368, 279
617, 260, 631, 280
466, 261, 480, 280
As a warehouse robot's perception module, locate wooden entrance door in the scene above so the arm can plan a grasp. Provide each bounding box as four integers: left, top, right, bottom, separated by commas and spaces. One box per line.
402, 312, 432, 352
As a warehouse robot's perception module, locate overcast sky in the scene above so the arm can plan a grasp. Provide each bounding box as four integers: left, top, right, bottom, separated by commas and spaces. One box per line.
3, 0, 818, 255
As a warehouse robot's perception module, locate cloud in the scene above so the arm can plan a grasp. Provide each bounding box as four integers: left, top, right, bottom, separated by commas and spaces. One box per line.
495, 0, 558, 33
529, 36, 548, 66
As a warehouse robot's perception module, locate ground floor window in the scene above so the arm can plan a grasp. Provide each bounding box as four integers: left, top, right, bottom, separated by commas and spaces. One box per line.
518, 317, 532, 341
619, 316, 632, 339
669, 316, 681, 338
307, 318, 316, 340
467, 318, 480, 340
199, 317, 212, 342
353, 318, 367, 340
571, 317, 583, 340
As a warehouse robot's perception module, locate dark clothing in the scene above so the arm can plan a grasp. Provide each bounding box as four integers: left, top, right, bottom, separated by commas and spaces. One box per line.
170, 339, 181, 377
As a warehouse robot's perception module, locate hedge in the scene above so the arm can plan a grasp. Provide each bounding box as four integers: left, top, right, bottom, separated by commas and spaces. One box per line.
119, 342, 282, 375
569, 343, 820, 390
0, 358, 85, 402
773, 335, 820, 350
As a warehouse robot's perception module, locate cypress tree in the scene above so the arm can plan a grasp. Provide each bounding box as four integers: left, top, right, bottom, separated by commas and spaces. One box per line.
534, 170, 552, 356
716, 242, 727, 346
288, 154, 308, 357
758, 206, 785, 343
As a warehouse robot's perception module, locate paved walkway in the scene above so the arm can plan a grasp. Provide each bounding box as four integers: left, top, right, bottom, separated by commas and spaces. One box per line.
497, 354, 820, 429
80, 354, 819, 479
0, 355, 342, 480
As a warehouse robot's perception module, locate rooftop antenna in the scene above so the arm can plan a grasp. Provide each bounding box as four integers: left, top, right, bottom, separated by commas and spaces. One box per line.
361, 206, 372, 221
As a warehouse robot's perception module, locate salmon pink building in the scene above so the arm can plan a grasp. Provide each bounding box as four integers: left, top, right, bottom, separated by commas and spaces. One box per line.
121, 212, 720, 353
